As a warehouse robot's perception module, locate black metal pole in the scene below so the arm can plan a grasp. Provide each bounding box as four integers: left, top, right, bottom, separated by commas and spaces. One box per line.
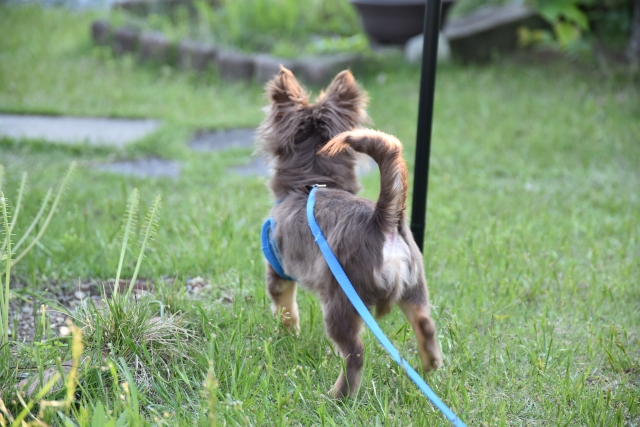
410, 0, 442, 253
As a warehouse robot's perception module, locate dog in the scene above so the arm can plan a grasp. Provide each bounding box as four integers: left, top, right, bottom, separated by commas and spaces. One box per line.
257, 66, 443, 398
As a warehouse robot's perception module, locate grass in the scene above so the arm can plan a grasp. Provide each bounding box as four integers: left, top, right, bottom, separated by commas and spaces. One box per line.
1, 4, 639, 426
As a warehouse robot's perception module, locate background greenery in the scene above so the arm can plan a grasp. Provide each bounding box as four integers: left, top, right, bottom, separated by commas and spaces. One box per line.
117, 0, 369, 58
0, 4, 639, 426
450, 0, 633, 52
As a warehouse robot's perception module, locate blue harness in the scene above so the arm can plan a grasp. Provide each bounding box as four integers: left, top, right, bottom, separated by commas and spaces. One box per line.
261, 217, 295, 281
261, 185, 466, 427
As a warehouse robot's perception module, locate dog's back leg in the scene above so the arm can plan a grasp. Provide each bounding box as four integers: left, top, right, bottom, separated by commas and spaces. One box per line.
398, 283, 443, 372
266, 264, 300, 334
322, 293, 365, 398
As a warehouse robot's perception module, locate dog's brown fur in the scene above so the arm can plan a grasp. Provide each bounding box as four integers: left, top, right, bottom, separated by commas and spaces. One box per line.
257, 67, 442, 398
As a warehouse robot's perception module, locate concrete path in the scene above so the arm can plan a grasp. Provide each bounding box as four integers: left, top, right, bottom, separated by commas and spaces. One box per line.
189, 128, 256, 151
4, 0, 118, 10
0, 114, 375, 179
0, 114, 161, 148
96, 158, 180, 179
190, 128, 273, 177
229, 157, 271, 176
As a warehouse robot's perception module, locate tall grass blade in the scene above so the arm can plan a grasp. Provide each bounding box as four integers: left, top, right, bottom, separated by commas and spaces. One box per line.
0, 396, 16, 423
11, 188, 52, 254
12, 162, 75, 267
11, 369, 62, 427
126, 195, 161, 299
64, 323, 83, 408
205, 361, 218, 427
0, 192, 11, 350
115, 189, 139, 298
8, 173, 26, 236
0, 172, 26, 255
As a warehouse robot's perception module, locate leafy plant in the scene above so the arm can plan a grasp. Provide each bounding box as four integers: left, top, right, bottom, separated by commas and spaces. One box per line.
303, 34, 369, 56
1, 188, 194, 425
0, 163, 75, 359
145, 7, 192, 42
523, 0, 633, 52
164, 0, 363, 55
531, 0, 591, 51
452, 0, 631, 54
74, 190, 198, 393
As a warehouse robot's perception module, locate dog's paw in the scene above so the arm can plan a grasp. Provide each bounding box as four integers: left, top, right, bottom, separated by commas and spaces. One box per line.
279, 310, 300, 336
330, 379, 351, 399
419, 347, 443, 372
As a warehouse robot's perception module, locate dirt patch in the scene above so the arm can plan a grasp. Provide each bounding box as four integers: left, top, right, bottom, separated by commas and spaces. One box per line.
8, 279, 151, 343
6, 276, 233, 344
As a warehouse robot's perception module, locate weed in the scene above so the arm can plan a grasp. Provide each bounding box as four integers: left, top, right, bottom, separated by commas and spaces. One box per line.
0, 163, 75, 360
73, 190, 198, 393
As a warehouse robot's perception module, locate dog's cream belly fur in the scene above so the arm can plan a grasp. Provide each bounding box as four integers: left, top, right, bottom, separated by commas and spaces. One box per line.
375, 232, 414, 298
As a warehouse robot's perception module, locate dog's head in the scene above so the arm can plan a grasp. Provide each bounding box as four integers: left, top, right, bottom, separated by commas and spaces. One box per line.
257, 66, 369, 160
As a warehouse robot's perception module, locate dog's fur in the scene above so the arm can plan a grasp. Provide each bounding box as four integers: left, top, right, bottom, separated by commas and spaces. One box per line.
257, 67, 442, 398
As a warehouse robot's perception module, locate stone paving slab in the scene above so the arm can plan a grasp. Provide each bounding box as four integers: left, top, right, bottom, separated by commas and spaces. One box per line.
0, 113, 375, 181
229, 157, 271, 177
188, 128, 256, 151
95, 157, 180, 179
0, 114, 161, 147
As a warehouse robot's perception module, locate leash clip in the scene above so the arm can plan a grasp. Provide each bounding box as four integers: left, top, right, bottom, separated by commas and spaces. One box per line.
305, 184, 327, 191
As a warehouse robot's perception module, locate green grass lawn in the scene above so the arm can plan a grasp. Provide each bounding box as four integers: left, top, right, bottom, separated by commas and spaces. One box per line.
1, 5, 639, 426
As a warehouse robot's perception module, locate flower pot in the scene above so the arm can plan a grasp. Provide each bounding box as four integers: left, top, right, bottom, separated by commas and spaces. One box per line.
351, 0, 455, 45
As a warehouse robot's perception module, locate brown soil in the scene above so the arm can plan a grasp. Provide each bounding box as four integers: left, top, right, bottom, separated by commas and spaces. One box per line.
8, 278, 151, 343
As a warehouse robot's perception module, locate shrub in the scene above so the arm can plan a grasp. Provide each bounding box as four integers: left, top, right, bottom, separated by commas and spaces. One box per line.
450, 0, 633, 53
139, 0, 366, 56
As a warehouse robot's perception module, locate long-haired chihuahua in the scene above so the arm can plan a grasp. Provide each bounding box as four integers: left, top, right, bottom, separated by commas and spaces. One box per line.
257, 67, 442, 398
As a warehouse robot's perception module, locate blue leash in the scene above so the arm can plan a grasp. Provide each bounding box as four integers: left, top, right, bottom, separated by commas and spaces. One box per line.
306, 185, 466, 427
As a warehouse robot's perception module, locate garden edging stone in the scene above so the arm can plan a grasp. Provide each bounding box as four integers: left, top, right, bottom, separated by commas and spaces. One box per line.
297, 53, 362, 86
254, 55, 301, 84
217, 50, 255, 81
139, 31, 172, 64
178, 39, 217, 72
93, 21, 368, 85
113, 26, 140, 56
91, 20, 111, 46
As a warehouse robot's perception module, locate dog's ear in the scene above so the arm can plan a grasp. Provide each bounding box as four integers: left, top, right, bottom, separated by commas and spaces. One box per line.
319, 70, 369, 126
267, 66, 308, 106
256, 66, 309, 158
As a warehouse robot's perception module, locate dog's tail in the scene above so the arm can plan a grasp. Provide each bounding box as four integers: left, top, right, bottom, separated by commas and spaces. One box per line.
319, 129, 408, 232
